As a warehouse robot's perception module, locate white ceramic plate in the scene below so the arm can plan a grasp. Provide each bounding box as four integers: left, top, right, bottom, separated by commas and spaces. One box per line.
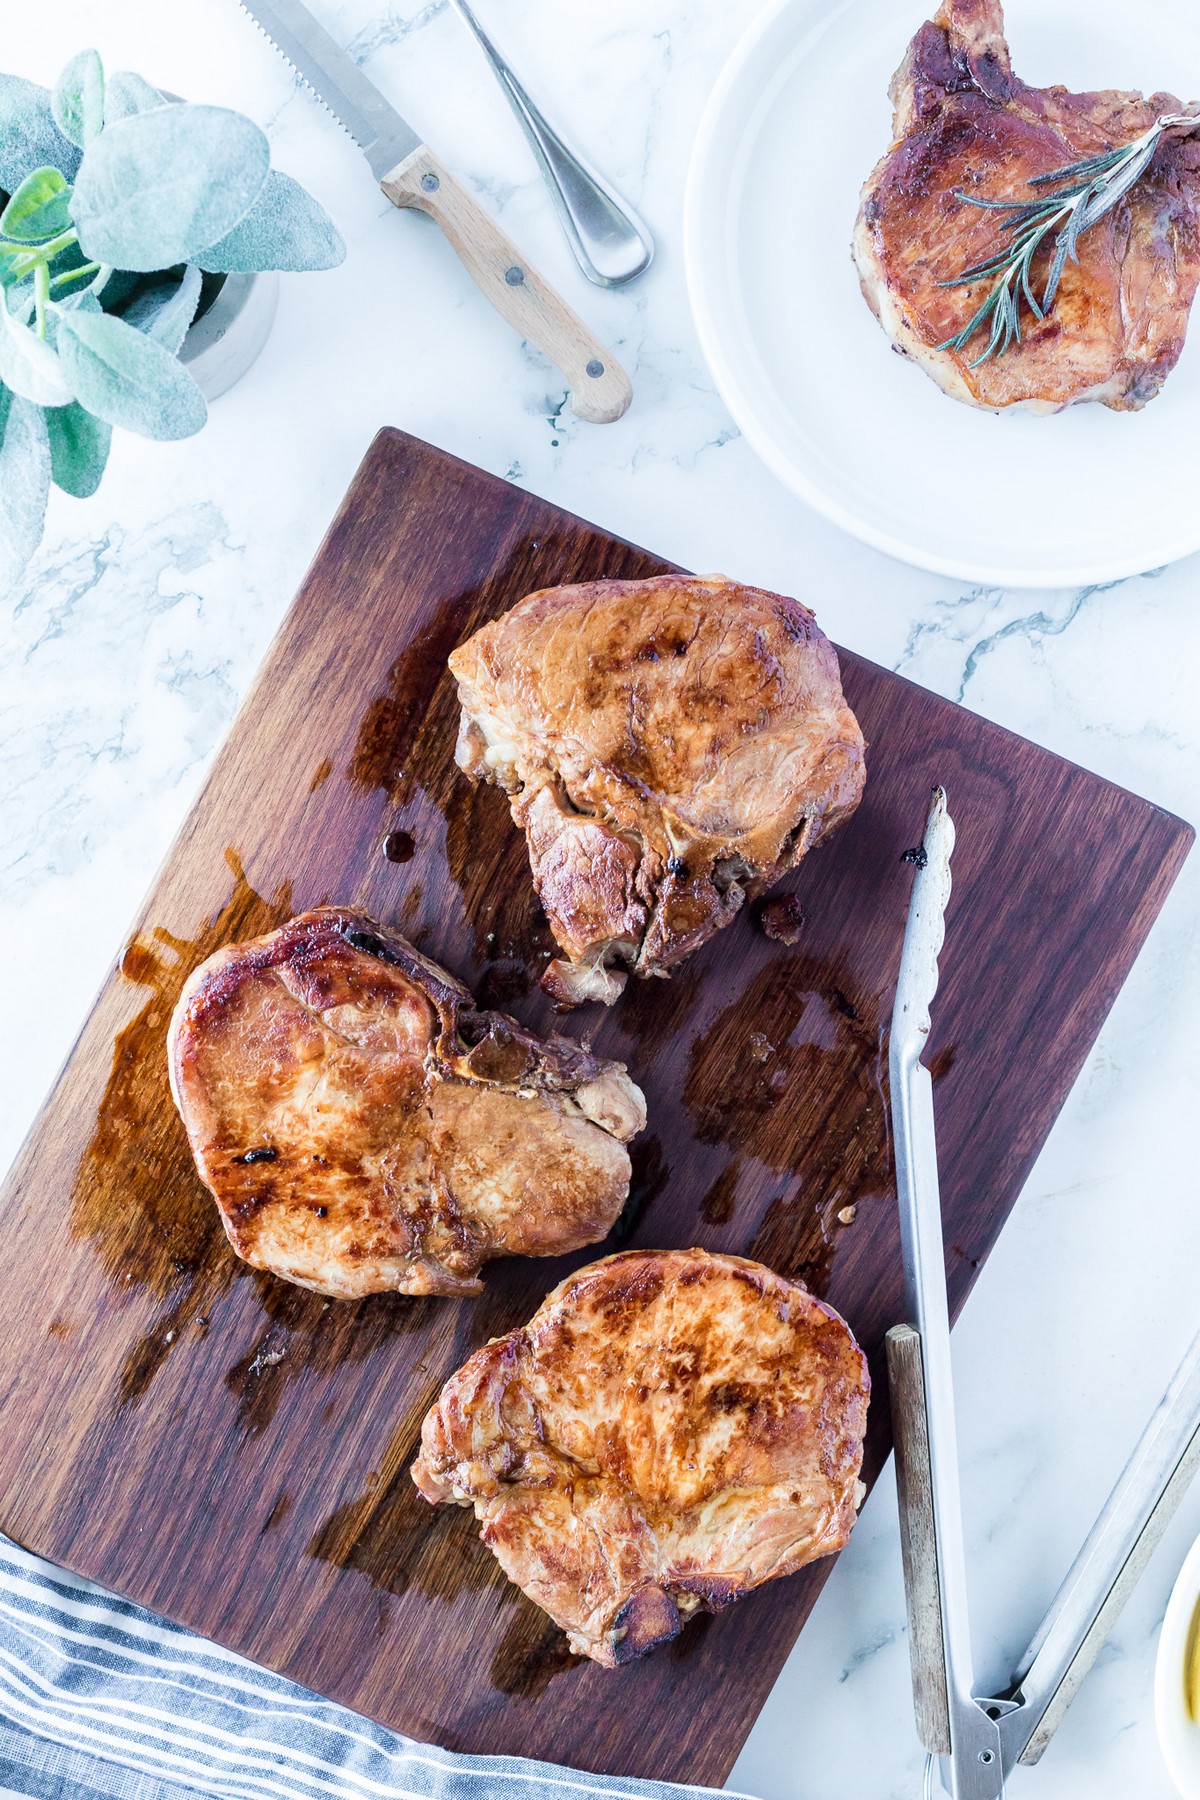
684, 0, 1200, 587
1157, 1531, 1200, 1797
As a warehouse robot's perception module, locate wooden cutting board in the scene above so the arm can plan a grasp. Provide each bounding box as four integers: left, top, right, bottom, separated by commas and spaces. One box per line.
0, 430, 1189, 1785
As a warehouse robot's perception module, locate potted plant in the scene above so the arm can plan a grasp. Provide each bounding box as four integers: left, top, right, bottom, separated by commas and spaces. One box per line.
0, 49, 346, 581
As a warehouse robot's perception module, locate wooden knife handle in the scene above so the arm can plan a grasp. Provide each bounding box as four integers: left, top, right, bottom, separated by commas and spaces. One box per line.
381, 145, 633, 425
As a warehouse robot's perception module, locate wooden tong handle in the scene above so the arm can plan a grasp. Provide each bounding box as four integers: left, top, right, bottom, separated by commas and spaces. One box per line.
888, 1324, 952, 1757
381, 145, 633, 425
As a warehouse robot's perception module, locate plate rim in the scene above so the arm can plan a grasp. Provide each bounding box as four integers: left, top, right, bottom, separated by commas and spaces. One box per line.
683, 0, 1200, 590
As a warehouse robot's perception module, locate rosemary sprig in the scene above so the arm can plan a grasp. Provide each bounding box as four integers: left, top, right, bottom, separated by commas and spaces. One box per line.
937, 112, 1198, 366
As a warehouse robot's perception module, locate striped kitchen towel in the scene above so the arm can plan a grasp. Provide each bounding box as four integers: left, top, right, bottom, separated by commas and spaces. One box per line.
0, 1536, 744, 1800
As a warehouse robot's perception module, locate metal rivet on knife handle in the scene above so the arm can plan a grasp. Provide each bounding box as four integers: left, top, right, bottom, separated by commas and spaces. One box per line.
236, 0, 631, 423
447, 0, 654, 288
381, 145, 632, 424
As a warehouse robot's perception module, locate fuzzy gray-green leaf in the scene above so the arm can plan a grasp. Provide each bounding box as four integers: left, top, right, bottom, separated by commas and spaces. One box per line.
123, 263, 202, 353
0, 74, 81, 192
72, 104, 270, 272
104, 71, 166, 124
45, 398, 111, 496
92, 269, 145, 312
0, 242, 41, 289
0, 293, 73, 405
0, 167, 73, 242
0, 384, 51, 583
52, 49, 105, 150
198, 170, 346, 272
55, 306, 206, 439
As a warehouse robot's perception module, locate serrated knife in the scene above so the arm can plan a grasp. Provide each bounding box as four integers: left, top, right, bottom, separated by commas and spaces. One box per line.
239, 0, 633, 423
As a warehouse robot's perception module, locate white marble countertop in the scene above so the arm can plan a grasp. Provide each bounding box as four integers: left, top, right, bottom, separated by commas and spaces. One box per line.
4, 2, 1200, 1796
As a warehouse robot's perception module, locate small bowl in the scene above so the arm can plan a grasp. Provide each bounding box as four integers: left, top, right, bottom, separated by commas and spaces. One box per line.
1156, 1533, 1200, 1795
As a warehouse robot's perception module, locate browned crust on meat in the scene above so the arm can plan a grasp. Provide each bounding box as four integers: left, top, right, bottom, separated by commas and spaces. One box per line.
168, 908, 645, 1298
853, 0, 1200, 412
412, 1247, 870, 1664
448, 575, 865, 1005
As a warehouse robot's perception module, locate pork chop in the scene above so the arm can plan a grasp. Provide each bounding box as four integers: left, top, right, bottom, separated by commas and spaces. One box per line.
448, 575, 865, 1006
168, 909, 645, 1298
853, 0, 1200, 411
412, 1248, 870, 1665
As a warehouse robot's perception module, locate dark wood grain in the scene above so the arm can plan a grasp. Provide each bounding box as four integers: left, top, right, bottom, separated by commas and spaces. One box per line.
0, 429, 1190, 1785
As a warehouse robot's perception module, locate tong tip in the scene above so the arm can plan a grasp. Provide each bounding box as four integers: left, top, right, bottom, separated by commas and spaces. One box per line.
892, 786, 956, 1061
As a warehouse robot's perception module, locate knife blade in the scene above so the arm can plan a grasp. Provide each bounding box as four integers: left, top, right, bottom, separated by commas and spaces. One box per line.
239, 0, 418, 177
238, 0, 632, 423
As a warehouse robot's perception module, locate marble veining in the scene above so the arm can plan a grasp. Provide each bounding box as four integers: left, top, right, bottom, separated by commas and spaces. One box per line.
2, 2, 1199, 1797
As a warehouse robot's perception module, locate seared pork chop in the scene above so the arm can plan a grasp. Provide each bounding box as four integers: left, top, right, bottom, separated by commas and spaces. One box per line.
854, 0, 1200, 411
449, 575, 865, 1006
168, 909, 645, 1298
412, 1248, 869, 1665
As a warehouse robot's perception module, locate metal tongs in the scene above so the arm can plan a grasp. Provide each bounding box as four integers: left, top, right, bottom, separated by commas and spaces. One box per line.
888, 787, 1200, 1798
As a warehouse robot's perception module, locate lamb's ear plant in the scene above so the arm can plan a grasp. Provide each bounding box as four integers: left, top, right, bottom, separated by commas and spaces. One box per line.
0, 49, 346, 582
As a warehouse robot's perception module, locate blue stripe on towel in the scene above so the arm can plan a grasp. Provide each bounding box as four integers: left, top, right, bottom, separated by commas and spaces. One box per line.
0, 1539, 750, 1800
